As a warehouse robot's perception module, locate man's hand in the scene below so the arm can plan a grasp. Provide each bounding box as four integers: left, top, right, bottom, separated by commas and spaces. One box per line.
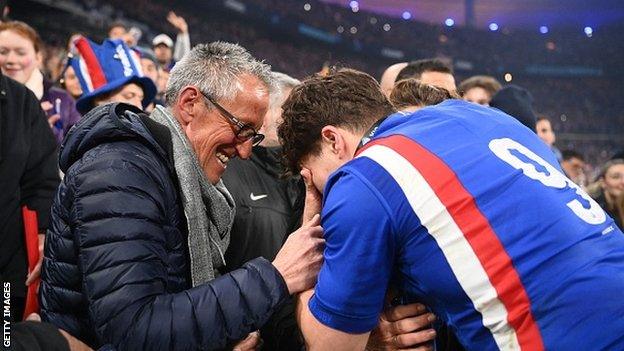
25, 233, 45, 286
272, 214, 324, 294
367, 303, 437, 351
301, 168, 322, 223
232, 331, 262, 351
167, 11, 188, 33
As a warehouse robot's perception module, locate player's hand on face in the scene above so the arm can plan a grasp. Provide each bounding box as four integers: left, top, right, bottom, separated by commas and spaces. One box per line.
301, 167, 322, 223
367, 303, 437, 351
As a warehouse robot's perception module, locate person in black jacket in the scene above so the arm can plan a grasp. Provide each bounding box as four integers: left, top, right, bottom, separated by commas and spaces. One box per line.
39, 42, 324, 350
223, 72, 305, 350
0, 72, 59, 322
223, 72, 304, 270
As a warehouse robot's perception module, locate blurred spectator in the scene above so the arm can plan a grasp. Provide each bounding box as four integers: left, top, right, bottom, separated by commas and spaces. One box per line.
395, 58, 456, 93
490, 85, 537, 130
379, 62, 406, 97
132, 46, 161, 109
536, 116, 556, 146
591, 159, 624, 230
42, 44, 64, 81
155, 64, 169, 101
133, 46, 158, 84
560, 149, 586, 186
458, 75, 502, 106
0, 70, 59, 323
389, 78, 458, 112
152, 11, 190, 71
535, 115, 562, 161
107, 21, 126, 40
125, 26, 142, 47
69, 36, 156, 114
66, 33, 82, 56
0, 20, 81, 143
617, 194, 624, 233
59, 64, 83, 100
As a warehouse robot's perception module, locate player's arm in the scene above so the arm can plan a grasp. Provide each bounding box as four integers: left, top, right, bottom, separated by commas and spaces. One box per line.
297, 290, 370, 350
295, 169, 398, 350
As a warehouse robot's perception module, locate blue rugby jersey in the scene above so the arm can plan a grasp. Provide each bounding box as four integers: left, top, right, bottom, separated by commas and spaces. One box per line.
309, 99, 624, 350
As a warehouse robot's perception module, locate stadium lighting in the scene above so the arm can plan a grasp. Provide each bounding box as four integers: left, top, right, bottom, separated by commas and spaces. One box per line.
349, 1, 358, 9
489, 23, 499, 31
539, 26, 549, 34
445, 18, 455, 27
383, 23, 391, 31
352, 6, 359, 13
402, 11, 412, 20
303, 3, 311, 11
504, 73, 513, 82
584, 26, 593, 37
337, 25, 344, 33
350, 26, 358, 34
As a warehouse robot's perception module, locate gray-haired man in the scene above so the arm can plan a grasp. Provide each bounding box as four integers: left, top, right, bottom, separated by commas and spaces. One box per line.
40, 42, 324, 350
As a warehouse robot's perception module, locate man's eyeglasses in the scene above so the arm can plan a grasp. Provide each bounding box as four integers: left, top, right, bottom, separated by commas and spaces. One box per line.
199, 90, 265, 146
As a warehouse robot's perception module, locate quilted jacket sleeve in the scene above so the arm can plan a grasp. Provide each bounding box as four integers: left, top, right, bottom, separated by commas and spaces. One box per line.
69, 145, 289, 350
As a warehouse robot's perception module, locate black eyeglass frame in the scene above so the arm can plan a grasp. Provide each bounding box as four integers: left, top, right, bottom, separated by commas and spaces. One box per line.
199, 90, 265, 146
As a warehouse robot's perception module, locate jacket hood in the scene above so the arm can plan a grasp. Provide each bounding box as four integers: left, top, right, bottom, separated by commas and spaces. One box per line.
59, 103, 165, 172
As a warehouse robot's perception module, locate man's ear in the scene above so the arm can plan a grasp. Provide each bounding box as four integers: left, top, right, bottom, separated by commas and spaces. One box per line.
175, 86, 201, 125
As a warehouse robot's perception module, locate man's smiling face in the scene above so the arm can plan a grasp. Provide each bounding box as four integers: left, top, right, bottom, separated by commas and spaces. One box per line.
186, 74, 269, 184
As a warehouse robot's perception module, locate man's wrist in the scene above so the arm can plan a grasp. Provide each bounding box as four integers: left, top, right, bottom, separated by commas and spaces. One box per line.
271, 260, 293, 295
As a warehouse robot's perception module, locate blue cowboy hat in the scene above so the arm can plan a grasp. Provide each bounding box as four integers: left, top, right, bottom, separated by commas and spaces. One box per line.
70, 36, 156, 114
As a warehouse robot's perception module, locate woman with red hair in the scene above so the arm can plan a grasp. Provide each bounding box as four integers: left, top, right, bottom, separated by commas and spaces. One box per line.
0, 21, 81, 144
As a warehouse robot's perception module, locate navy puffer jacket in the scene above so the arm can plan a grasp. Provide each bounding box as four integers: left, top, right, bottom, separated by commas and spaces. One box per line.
39, 103, 289, 350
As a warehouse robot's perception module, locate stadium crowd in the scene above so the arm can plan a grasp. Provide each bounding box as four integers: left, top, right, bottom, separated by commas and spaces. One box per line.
1, 0, 624, 350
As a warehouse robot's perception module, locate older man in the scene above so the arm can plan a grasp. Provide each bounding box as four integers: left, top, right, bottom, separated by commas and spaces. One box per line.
39, 42, 324, 350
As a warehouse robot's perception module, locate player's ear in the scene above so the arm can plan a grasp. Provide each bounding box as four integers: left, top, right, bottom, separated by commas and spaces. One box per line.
321, 125, 352, 159
320, 126, 340, 154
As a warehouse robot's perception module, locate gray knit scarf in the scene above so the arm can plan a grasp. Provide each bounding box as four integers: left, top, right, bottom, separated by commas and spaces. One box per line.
150, 105, 235, 286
